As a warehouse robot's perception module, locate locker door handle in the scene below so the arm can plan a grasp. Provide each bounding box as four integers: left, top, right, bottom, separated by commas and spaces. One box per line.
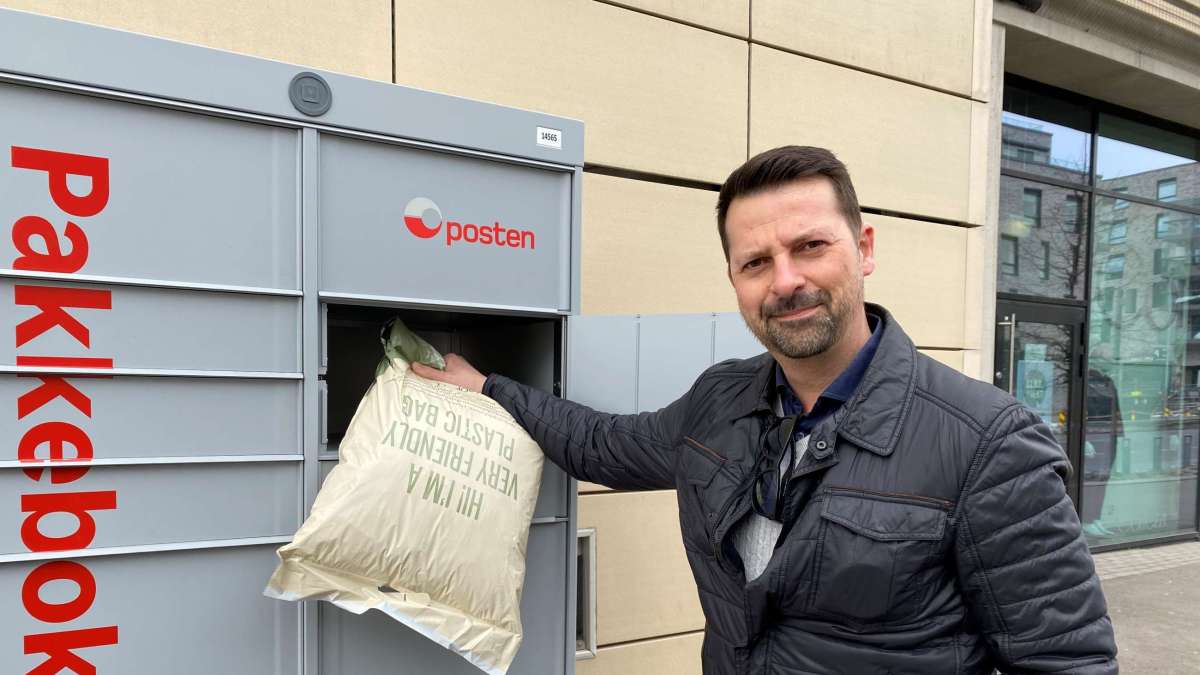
575, 528, 597, 661
318, 380, 328, 446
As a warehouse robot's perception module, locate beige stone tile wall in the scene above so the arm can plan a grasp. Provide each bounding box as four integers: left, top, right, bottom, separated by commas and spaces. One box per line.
752, 0, 978, 97
0, 0, 393, 80
865, 214, 968, 349
578, 490, 704, 644
750, 44, 975, 225
393, 0, 748, 184
581, 174, 732, 316
601, 0, 749, 36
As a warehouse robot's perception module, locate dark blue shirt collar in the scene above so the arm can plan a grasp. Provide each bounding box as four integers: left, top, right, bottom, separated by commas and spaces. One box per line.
774, 312, 882, 432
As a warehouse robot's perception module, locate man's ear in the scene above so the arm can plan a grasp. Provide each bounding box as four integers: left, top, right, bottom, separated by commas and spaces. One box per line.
858, 222, 876, 277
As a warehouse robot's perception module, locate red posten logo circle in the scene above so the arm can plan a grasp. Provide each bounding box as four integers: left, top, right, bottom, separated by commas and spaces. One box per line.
403, 197, 443, 239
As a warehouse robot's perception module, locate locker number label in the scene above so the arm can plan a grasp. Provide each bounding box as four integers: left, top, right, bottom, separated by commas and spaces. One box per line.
536, 126, 562, 150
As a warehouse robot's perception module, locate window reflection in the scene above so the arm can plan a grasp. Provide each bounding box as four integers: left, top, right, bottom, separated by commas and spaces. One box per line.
1097, 113, 1199, 208
1000, 81, 1200, 547
997, 176, 1088, 300
1086, 196, 1200, 544
1002, 84, 1091, 183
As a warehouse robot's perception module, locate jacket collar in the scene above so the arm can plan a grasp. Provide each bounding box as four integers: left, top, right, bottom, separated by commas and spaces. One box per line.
727, 303, 917, 457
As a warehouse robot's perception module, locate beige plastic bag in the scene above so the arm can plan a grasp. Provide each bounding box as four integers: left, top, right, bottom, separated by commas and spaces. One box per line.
264, 320, 544, 675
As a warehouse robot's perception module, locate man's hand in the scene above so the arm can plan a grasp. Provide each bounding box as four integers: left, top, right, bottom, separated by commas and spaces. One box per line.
410, 353, 487, 394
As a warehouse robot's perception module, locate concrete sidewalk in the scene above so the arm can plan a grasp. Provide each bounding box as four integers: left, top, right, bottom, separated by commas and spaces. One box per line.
1095, 541, 1200, 673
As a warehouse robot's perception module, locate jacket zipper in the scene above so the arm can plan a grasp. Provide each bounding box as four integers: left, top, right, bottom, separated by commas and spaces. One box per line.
828, 485, 954, 509
710, 474, 755, 573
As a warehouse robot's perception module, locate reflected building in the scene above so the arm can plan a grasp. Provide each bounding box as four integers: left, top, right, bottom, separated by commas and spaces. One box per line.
999, 122, 1089, 301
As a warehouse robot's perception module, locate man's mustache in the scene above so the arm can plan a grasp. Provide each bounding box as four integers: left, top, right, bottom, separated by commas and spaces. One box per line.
762, 289, 830, 318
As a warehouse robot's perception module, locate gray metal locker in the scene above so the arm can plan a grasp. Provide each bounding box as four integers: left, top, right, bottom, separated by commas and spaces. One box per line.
0, 7, 581, 674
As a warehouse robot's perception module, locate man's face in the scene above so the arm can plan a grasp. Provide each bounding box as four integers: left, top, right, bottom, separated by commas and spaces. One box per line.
724, 177, 875, 360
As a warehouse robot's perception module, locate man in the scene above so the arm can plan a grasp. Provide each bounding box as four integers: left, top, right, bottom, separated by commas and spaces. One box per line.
413, 146, 1118, 673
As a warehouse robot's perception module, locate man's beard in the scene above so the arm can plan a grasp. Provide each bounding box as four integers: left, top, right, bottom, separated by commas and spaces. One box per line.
744, 285, 858, 359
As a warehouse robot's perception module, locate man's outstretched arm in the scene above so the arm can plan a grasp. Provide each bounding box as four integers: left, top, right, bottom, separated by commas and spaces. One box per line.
413, 355, 692, 491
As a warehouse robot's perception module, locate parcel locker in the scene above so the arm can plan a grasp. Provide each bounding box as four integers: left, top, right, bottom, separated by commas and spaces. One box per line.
0, 8, 582, 675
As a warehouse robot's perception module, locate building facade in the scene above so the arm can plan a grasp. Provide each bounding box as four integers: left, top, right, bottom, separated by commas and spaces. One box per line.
1, 0, 1196, 672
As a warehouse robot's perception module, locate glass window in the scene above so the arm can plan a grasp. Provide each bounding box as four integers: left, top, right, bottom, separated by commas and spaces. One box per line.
1000, 235, 1018, 276
1109, 221, 1127, 244
1064, 195, 1083, 233
1087, 201, 1200, 545
1023, 189, 1042, 227
1002, 83, 1091, 183
996, 176, 1087, 300
1153, 280, 1169, 308
1097, 113, 1199, 208
1156, 213, 1171, 238
1158, 178, 1177, 202
1113, 188, 1129, 210
1123, 287, 1138, 314
1102, 286, 1116, 313
1106, 254, 1125, 277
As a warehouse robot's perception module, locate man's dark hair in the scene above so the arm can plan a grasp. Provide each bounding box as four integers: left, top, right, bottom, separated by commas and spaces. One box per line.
716, 146, 863, 261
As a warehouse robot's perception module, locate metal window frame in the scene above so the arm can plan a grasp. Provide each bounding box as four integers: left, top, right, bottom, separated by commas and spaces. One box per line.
1158, 177, 1179, 201
1023, 187, 1043, 227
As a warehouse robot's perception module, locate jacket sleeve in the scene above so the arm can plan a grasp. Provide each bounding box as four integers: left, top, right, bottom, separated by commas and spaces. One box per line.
954, 404, 1118, 674
481, 373, 694, 491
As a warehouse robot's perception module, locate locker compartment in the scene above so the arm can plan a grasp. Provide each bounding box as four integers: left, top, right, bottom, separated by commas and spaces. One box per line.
321, 302, 569, 520
0, 81, 300, 291
0, 375, 300, 461
1, 545, 300, 675
319, 134, 572, 310
2, 279, 301, 373
318, 521, 569, 675
0, 461, 300, 554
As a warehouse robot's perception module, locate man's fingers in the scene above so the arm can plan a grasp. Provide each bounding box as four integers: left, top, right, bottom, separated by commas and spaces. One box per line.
411, 361, 443, 379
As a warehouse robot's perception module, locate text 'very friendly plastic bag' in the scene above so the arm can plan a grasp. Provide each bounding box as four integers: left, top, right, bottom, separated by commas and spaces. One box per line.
264, 320, 544, 675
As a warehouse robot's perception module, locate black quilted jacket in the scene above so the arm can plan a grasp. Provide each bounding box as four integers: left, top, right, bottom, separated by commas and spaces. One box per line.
483, 304, 1118, 674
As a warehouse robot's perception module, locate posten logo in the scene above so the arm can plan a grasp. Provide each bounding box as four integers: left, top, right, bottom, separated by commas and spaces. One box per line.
402, 197, 536, 250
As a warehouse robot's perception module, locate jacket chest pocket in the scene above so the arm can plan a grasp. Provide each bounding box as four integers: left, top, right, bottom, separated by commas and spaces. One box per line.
809, 489, 950, 624
678, 437, 738, 554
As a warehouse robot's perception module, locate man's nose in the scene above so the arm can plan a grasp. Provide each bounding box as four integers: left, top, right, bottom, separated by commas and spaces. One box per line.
770, 255, 806, 299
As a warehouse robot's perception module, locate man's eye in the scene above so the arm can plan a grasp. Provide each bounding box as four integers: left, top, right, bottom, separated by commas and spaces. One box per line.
803, 241, 827, 251
743, 258, 765, 271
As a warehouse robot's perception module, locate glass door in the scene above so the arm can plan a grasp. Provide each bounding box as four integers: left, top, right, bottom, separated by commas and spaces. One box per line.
995, 300, 1087, 505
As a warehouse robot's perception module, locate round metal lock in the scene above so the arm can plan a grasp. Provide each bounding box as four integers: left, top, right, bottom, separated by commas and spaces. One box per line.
814, 440, 828, 450
288, 71, 332, 117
